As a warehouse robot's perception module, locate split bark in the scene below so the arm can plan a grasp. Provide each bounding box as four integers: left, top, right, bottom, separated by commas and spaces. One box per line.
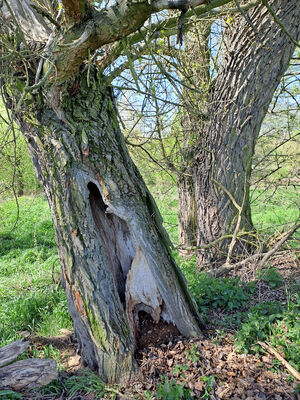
13, 68, 203, 383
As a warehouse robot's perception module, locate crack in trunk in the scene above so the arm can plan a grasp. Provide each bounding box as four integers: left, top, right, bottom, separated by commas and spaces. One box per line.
88, 182, 176, 348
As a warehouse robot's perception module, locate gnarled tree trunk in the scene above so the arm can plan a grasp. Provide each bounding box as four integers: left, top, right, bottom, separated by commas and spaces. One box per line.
193, 0, 300, 267
16, 69, 202, 383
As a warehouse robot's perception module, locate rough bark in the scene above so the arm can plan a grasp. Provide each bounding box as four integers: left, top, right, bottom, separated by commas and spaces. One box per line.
193, 0, 300, 267
14, 68, 202, 383
177, 173, 197, 255
177, 23, 211, 256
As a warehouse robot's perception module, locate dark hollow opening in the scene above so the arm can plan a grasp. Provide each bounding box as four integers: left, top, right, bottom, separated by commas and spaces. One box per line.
88, 182, 136, 306
88, 182, 126, 304
88, 181, 108, 213
136, 311, 180, 351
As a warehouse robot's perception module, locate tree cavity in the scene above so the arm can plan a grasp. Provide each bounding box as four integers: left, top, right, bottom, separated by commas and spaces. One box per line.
88, 182, 176, 347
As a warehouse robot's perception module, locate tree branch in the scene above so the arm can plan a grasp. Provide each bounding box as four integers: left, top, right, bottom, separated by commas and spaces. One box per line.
61, 0, 93, 24
216, 221, 300, 277
258, 341, 300, 381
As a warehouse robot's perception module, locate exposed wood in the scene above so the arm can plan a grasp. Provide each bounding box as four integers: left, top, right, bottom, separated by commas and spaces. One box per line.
126, 246, 167, 345
0, 359, 57, 391
258, 341, 300, 381
1, 0, 51, 42
0, 340, 30, 368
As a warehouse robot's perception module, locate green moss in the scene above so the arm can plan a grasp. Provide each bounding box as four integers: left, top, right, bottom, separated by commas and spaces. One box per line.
81, 128, 88, 148
123, 322, 130, 336
85, 302, 108, 351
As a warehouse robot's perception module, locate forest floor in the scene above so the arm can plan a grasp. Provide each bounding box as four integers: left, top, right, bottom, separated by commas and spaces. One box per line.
17, 252, 299, 400
0, 195, 299, 400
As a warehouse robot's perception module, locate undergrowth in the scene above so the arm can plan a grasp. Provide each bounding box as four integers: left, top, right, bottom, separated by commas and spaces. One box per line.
176, 254, 299, 369
235, 296, 300, 369
178, 255, 256, 313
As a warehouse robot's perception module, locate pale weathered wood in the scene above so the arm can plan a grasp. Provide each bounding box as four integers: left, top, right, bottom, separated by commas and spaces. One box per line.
0, 359, 57, 391
258, 341, 300, 381
0, 340, 30, 368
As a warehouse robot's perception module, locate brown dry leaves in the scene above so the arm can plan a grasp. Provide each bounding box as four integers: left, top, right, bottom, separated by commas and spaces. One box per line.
126, 335, 298, 400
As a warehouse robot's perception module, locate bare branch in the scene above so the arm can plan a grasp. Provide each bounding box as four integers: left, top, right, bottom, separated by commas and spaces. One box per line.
258, 341, 300, 381
216, 221, 300, 277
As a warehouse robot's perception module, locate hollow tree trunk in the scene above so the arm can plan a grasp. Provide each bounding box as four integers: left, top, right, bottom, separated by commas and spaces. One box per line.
193, 0, 300, 267
177, 23, 211, 257
16, 69, 202, 383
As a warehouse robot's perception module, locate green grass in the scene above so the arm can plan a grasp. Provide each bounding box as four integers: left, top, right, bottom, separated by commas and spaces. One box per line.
0, 196, 72, 346
152, 186, 300, 246
251, 186, 299, 234
0, 187, 299, 385
152, 187, 179, 244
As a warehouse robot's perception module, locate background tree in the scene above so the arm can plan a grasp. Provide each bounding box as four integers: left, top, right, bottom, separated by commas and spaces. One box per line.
193, 0, 300, 267
112, 1, 299, 267
0, 104, 38, 199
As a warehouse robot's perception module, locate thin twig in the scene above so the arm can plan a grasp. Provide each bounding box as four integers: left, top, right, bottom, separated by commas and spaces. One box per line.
257, 341, 300, 381
256, 221, 300, 268
216, 222, 300, 277
261, 0, 300, 48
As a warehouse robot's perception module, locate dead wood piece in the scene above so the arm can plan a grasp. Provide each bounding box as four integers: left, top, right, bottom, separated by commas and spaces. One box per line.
0, 340, 30, 368
258, 341, 300, 381
0, 358, 58, 391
